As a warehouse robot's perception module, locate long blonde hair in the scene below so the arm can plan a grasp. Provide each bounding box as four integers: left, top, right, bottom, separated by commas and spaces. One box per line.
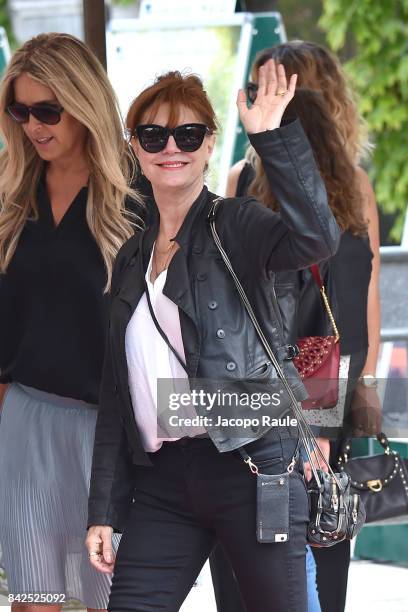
250, 41, 372, 164
0, 33, 142, 290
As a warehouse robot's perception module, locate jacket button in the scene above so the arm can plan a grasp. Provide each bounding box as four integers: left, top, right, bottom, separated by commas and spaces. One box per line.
196, 272, 207, 281
114, 385, 119, 395
226, 361, 236, 371
216, 329, 225, 339
129, 256, 136, 266
208, 300, 218, 310
193, 245, 202, 254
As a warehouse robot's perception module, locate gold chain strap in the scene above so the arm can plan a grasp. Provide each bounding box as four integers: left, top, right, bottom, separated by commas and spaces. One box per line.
320, 286, 340, 343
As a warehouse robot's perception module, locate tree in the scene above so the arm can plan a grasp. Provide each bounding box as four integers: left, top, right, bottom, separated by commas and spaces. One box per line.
277, 0, 327, 48
0, 0, 14, 46
320, 0, 408, 241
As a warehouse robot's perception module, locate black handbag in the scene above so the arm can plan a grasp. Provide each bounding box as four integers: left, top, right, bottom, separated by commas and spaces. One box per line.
307, 469, 365, 545
208, 198, 366, 547
337, 433, 408, 524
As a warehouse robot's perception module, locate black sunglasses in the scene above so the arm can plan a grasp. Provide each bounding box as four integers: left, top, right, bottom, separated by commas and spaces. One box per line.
6, 102, 64, 125
246, 82, 259, 104
134, 123, 212, 153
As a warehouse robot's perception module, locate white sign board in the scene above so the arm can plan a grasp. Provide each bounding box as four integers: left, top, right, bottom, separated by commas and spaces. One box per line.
140, 0, 237, 20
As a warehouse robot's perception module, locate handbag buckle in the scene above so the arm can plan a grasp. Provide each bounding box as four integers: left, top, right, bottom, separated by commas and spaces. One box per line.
367, 479, 383, 492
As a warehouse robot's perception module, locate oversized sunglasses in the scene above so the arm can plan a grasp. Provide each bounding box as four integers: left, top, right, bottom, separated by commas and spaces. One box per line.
245, 82, 259, 104
6, 102, 64, 125
134, 123, 212, 153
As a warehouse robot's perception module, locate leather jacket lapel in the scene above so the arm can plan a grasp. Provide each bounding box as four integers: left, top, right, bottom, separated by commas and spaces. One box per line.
163, 248, 201, 378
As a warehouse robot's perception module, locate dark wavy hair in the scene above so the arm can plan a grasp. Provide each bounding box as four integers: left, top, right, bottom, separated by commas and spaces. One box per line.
250, 41, 372, 164
247, 88, 367, 235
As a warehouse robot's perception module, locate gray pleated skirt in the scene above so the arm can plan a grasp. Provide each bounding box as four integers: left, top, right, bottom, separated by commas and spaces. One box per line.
0, 383, 119, 608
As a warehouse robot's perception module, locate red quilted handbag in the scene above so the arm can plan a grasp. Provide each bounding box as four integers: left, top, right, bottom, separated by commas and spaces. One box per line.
293, 264, 341, 409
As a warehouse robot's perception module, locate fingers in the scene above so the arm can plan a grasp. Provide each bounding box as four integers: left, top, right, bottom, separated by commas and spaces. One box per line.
288, 73, 298, 96
256, 60, 277, 99
276, 63, 287, 94
86, 526, 115, 574
303, 461, 312, 482
265, 59, 277, 96
254, 59, 297, 102
257, 63, 267, 98
236, 88, 247, 111
102, 534, 114, 565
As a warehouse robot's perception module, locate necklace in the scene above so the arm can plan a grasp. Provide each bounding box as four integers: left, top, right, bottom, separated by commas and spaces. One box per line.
152, 240, 176, 280
154, 241, 175, 256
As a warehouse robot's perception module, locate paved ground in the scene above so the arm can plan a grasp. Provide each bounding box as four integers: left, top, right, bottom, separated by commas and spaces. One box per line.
1, 559, 407, 610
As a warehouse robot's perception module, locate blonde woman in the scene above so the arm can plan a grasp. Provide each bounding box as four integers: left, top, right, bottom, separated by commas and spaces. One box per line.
0, 33, 140, 612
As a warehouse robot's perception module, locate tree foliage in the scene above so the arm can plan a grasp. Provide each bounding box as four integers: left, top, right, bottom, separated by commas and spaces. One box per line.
320, 0, 408, 240
0, 0, 14, 46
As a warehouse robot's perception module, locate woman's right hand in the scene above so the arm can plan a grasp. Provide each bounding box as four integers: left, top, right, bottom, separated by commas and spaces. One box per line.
86, 525, 115, 574
303, 437, 330, 482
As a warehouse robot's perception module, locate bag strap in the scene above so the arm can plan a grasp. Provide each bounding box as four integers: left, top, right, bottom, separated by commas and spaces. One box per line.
309, 264, 340, 343
338, 432, 391, 464
208, 198, 340, 488
143, 277, 189, 375
145, 265, 300, 473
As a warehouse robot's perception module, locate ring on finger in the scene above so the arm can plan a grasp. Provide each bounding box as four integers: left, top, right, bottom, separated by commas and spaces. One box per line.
276, 88, 287, 96
88, 551, 101, 558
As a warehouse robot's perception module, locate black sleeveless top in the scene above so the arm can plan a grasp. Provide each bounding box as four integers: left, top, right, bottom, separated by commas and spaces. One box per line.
236, 163, 372, 355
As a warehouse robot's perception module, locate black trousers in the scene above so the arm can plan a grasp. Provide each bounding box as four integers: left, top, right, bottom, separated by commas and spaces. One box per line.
108, 431, 309, 612
311, 540, 350, 612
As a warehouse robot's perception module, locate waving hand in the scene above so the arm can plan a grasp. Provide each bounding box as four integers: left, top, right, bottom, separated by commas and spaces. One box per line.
238, 59, 297, 134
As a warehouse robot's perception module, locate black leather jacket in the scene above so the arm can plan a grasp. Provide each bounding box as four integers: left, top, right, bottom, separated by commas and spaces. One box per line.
88, 120, 340, 531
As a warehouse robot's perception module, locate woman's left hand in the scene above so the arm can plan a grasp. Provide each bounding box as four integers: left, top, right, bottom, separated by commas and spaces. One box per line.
351, 384, 382, 437
237, 58, 297, 135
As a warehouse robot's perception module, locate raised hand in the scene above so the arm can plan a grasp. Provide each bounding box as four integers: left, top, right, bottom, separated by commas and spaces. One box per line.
237, 58, 297, 135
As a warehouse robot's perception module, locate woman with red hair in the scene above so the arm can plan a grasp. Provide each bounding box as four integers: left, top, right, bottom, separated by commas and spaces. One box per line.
86, 63, 340, 612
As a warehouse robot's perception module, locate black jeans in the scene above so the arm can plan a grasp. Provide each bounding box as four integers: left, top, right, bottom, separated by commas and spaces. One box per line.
108, 431, 309, 612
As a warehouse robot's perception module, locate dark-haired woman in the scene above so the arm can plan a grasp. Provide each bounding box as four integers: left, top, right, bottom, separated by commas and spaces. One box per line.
86, 62, 340, 612
242, 42, 382, 612
219, 53, 380, 612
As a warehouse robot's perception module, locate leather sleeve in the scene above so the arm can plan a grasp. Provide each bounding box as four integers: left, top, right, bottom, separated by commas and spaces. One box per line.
230, 119, 340, 275
87, 253, 135, 533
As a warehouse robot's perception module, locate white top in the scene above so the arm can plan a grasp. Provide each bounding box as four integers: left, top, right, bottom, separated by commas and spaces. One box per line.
125, 247, 206, 452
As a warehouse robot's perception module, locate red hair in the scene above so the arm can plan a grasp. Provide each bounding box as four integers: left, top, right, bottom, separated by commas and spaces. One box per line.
126, 71, 218, 132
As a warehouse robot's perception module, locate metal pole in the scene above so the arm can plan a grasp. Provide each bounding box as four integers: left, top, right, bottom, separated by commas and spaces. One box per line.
83, 0, 107, 70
